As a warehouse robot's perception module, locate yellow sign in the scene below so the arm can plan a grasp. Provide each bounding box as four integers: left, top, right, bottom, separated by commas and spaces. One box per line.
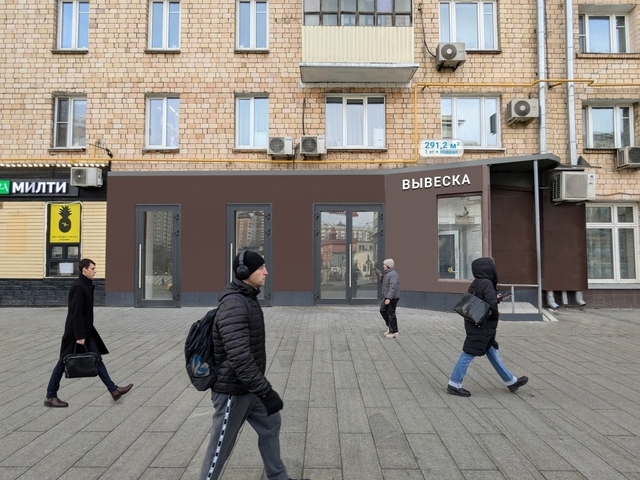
49, 203, 81, 243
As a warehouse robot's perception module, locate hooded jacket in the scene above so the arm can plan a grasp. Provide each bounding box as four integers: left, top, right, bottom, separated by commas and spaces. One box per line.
382, 267, 400, 300
462, 257, 500, 356
211, 278, 272, 397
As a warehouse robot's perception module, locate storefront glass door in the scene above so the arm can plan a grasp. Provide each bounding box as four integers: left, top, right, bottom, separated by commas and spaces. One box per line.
315, 205, 383, 304
227, 205, 272, 305
134, 205, 181, 307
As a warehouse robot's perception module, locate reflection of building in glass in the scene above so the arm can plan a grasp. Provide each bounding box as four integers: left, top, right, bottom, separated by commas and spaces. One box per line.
236, 211, 265, 254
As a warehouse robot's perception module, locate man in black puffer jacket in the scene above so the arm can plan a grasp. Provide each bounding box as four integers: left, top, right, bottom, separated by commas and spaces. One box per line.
200, 251, 294, 480
446, 257, 529, 397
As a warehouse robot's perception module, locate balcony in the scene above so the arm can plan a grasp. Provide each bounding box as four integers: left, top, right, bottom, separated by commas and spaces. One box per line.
300, 26, 418, 84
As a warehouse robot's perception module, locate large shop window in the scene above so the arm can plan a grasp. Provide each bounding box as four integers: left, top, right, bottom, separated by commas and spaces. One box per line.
437, 195, 482, 280
47, 202, 82, 277
586, 204, 638, 282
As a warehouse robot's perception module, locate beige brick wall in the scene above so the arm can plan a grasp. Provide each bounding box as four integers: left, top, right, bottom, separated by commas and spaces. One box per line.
0, 0, 638, 204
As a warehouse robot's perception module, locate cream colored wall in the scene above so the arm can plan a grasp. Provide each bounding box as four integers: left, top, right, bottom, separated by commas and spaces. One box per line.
80, 202, 107, 279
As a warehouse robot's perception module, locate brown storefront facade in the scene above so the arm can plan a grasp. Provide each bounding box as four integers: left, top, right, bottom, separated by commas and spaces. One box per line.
105, 153, 594, 319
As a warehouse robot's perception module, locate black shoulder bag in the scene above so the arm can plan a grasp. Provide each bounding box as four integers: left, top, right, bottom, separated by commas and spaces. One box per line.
63, 344, 99, 378
453, 288, 492, 328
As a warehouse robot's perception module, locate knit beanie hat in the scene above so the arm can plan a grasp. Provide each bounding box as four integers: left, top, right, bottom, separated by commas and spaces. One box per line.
233, 251, 265, 279
383, 259, 394, 268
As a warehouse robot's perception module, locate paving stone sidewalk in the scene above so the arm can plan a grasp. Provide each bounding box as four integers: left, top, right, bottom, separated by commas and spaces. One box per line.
1, 305, 640, 480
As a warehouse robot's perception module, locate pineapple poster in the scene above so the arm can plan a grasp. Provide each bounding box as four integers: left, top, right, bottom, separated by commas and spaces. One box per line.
49, 203, 81, 243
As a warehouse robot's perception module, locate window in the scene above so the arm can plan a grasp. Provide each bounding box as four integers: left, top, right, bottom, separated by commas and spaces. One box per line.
146, 96, 180, 148
238, 0, 268, 49
149, 0, 180, 49
579, 14, 627, 53
303, 0, 412, 26
326, 96, 386, 149
440, 1, 496, 50
58, 0, 89, 50
54, 96, 86, 148
236, 96, 269, 149
582, 105, 632, 149
438, 195, 482, 280
586, 204, 637, 282
441, 97, 499, 148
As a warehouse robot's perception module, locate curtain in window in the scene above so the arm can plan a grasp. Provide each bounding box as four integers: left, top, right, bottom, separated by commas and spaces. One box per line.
254, 98, 268, 149
166, 98, 179, 147
326, 98, 343, 148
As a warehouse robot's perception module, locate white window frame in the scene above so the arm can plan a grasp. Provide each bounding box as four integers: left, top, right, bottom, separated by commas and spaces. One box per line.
587, 204, 638, 283
439, 1, 497, 50
441, 96, 500, 149
148, 0, 181, 50
58, 0, 89, 50
235, 96, 269, 149
583, 104, 633, 149
53, 96, 87, 148
237, 0, 268, 50
325, 95, 386, 150
146, 96, 180, 149
578, 13, 628, 54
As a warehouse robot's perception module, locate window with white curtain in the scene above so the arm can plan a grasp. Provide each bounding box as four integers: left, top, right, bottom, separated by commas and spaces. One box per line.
238, 0, 268, 49
236, 96, 269, 149
58, 0, 89, 50
439, 1, 496, 50
146, 96, 180, 148
578, 13, 627, 53
441, 96, 499, 148
149, 0, 180, 49
587, 204, 638, 282
53, 96, 87, 148
582, 104, 632, 149
326, 96, 385, 149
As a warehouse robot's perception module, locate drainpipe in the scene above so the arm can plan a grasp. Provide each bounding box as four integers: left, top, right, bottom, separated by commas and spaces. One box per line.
564, 0, 587, 307
536, 0, 546, 312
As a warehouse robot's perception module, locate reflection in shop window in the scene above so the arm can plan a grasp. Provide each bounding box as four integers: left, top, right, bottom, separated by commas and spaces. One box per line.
586, 204, 637, 281
437, 195, 482, 279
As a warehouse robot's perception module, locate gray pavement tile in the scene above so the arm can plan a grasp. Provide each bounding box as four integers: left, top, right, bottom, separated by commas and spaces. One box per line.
305, 408, 341, 469
147, 389, 206, 432
0, 467, 29, 479
281, 398, 309, 433
474, 433, 543, 480
386, 389, 435, 434
96, 432, 173, 480
366, 408, 419, 469
0, 432, 40, 463
539, 473, 588, 480
286, 360, 313, 390
301, 468, 343, 479
333, 361, 358, 389
341, 433, 383, 480
310, 372, 336, 408
336, 389, 369, 433
406, 433, 466, 480
381, 470, 427, 480
139, 467, 185, 479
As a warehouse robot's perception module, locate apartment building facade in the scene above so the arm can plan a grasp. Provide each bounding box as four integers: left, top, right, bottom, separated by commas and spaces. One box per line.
1, 0, 639, 310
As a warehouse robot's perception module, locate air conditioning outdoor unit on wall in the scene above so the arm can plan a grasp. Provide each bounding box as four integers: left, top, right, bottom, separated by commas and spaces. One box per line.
616, 146, 640, 169
268, 136, 293, 156
552, 171, 596, 203
436, 43, 466, 70
70, 167, 103, 187
506, 99, 539, 125
300, 135, 326, 156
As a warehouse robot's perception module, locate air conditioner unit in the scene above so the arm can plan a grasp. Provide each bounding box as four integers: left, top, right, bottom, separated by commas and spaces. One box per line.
506, 99, 539, 125
70, 167, 103, 187
552, 171, 596, 203
268, 136, 293, 156
436, 43, 466, 70
616, 146, 640, 169
300, 135, 326, 156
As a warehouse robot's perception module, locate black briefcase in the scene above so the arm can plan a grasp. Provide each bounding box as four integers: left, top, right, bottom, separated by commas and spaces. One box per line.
63, 345, 99, 378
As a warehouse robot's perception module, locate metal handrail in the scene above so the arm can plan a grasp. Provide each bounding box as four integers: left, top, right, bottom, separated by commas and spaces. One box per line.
497, 283, 540, 314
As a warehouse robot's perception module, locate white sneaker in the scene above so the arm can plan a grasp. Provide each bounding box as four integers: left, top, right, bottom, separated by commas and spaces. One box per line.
385, 332, 398, 338
383, 328, 389, 335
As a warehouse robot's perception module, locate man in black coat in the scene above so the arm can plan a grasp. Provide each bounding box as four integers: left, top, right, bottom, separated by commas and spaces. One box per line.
200, 251, 297, 480
44, 258, 133, 407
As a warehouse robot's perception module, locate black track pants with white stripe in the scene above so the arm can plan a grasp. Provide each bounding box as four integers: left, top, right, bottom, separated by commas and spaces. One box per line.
199, 392, 288, 480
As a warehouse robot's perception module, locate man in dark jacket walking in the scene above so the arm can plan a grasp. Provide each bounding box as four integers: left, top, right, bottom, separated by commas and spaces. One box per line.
200, 251, 298, 480
447, 257, 528, 397
44, 259, 133, 407
378, 258, 401, 338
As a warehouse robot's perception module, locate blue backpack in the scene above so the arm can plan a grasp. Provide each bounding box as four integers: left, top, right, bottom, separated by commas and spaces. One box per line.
184, 294, 249, 391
